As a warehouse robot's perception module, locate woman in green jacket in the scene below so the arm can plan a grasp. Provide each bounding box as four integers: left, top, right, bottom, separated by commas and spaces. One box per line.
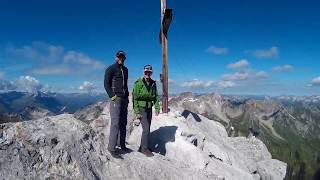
132, 65, 160, 157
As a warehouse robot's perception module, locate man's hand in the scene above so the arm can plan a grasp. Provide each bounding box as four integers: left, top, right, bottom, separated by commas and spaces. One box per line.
133, 113, 142, 126
133, 119, 140, 126
135, 113, 142, 120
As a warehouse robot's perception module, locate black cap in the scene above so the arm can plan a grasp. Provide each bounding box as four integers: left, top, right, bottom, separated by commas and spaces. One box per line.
116, 50, 126, 57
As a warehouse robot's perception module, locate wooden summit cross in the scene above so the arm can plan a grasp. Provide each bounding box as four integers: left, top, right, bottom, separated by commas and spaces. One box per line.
160, 0, 172, 113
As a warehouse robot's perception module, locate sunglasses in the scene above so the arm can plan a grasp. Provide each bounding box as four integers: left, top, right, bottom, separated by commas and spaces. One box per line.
117, 56, 126, 60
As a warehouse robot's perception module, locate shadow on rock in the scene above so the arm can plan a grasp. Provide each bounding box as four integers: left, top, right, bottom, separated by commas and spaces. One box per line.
149, 126, 178, 156
181, 110, 202, 122
0, 113, 27, 124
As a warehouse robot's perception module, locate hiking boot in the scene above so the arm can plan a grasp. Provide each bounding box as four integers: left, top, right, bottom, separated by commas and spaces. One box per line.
120, 146, 133, 153
139, 148, 154, 157
109, 150, 123, 159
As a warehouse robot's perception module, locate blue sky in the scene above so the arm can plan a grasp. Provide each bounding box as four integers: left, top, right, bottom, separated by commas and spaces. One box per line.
0, 0, 319, 95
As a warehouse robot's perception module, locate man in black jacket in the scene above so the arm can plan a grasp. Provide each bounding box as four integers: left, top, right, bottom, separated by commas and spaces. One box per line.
104, 50, 130, 159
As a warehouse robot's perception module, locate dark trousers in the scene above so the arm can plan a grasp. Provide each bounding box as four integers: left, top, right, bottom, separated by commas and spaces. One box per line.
140, 108, 152, 150
108, 97, 128, 151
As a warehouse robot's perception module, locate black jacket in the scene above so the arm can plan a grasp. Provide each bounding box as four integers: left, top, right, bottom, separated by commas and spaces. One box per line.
104, 63, 129, 98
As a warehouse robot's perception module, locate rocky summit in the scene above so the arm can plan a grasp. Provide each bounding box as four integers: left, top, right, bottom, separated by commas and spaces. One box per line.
0, 101, 286, 180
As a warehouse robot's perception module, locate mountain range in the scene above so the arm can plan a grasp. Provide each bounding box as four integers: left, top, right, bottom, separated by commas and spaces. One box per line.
0, 96, 286, 180
0, 91, 319, 179
0, 91, 106, 123
169, 92, 320, 180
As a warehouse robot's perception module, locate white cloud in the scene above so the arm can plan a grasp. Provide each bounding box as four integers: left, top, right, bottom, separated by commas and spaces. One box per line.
255, 71, 269, 78
1, 74, 50, 92
253, 46, 279, 58
206, 46, 228, 55
168, 78, 176, 85
0, 79, 16, 91
181, 79, 211, 89
181, 79, 235, 89
30, 66, 72, 75
5, 42, 105, 76
221, 72, 249, 81
309, 76, 320, 86
205, 81, 215, 87
181, 79, 204, 89
40, 84, 51, 93
272, 65, 294, 72
16, 76, 43, 93
216, 81, 236, 88
79, 81, 96, 92
227, 59, 249, 69
6, 42, 64, 63
0, 71, 4, 79
64, 51, 104, 70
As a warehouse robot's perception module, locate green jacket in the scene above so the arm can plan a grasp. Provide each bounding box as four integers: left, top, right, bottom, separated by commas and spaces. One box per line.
132, 77, 160, 114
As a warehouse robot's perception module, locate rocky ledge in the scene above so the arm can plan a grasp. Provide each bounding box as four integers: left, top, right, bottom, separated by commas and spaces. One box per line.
0, 105, 286, 180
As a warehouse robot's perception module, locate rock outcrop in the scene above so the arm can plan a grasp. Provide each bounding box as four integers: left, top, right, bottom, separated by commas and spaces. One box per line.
0, 102, 286, 180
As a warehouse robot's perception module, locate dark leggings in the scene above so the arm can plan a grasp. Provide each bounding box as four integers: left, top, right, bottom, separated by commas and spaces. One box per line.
140, 108, 152, 150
